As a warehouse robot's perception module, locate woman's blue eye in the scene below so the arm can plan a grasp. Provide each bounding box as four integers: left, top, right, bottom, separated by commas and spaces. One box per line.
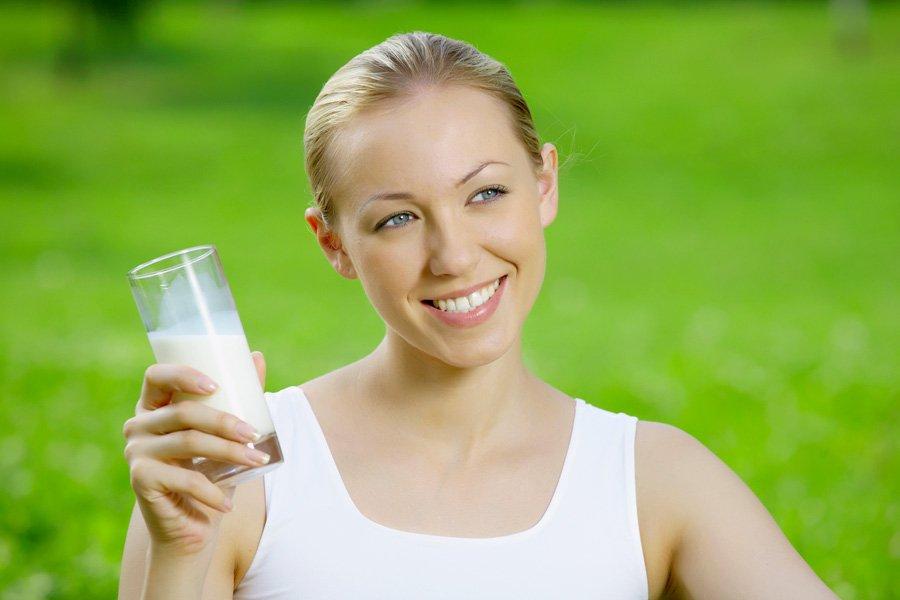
379, 212, 415, 229
473, 186, 508, 203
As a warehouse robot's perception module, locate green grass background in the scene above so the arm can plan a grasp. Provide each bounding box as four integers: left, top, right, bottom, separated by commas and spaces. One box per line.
1, 2, 898, 598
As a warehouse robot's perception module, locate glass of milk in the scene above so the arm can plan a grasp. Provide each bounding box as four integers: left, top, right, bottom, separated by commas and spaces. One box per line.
127, 244, 283, 487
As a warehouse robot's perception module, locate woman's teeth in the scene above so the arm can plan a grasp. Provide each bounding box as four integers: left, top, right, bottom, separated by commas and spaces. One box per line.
433, 278, 501, 313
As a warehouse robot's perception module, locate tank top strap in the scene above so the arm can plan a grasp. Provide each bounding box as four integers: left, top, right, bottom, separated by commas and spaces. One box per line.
260, 385, 345, 508
242, 386, 330, 585
562, 400, 647, 596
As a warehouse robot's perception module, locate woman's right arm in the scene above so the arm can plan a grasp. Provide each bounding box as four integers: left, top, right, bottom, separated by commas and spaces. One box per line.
118, 353, 268, 599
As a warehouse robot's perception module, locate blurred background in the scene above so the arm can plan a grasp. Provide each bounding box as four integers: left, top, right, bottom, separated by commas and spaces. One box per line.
1, 0, 897, 597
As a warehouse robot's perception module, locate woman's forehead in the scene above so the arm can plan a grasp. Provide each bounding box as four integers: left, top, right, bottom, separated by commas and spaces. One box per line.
332, 86, 522, 194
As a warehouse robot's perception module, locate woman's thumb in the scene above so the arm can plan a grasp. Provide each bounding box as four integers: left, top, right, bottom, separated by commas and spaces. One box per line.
251, 351, 266, 388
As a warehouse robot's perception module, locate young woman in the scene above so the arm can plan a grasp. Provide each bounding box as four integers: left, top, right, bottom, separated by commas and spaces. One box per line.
119, 32, 837, 599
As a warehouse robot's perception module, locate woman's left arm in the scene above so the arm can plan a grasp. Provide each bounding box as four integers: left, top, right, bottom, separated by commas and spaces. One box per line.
652, 423, 839, 599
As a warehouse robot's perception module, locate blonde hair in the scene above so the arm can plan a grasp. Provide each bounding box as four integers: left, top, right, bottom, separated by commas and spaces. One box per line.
302, 31, 545, 229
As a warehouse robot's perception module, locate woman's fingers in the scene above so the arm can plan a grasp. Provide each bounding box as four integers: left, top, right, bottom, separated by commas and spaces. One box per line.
126, 358, 269, 517
130, 458, 233, 514
124, 400, 259, 444
139, 363, 218, 411
131, 429, 270, 467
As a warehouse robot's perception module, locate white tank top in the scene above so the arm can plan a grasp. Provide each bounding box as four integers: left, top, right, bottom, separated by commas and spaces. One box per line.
234, 386, 649, 599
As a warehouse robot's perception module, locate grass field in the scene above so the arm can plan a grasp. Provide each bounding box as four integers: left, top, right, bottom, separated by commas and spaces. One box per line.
1, 2, 898, 597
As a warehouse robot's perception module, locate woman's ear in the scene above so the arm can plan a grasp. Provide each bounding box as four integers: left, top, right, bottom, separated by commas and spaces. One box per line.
304, 206, 358, 279
537, 142, 559, 229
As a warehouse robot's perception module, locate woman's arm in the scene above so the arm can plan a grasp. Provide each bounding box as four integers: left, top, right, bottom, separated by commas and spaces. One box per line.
119, 353, 269, 598
649, 422, 838, 599
119, 499, 238, 599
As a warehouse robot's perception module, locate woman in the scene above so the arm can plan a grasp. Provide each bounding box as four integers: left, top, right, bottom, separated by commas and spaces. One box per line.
119, 32, 837, 599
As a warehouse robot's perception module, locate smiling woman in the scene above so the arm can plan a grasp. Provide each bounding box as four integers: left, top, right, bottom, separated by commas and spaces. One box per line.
301, 78, 557, 369
118, 31, 839, 600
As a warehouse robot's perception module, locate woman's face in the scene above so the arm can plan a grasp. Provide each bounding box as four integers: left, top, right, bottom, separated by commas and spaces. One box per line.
306, 84, 558, 368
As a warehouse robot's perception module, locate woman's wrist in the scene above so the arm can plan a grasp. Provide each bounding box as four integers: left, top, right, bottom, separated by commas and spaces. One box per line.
141, 542, 216, 599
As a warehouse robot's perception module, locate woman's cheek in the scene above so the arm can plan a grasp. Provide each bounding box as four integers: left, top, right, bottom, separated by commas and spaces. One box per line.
485, 203, 539, 258
357, 241, 417, 307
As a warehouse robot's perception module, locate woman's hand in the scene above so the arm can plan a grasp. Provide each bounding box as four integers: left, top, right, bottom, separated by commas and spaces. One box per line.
122, 351, 268, 557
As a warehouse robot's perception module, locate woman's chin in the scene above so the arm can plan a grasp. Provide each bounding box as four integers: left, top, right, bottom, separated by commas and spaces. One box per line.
432, 335, 513, 368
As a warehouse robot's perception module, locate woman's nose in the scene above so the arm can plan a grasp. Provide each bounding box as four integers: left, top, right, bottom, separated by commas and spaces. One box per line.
426, 220, 480, 277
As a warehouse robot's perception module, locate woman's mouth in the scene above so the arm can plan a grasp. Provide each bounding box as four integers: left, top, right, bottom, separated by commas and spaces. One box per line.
420, 275, 508, 328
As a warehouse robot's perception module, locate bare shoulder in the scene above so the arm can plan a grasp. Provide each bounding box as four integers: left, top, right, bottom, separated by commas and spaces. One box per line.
634, 419, 710, 538
296, 365, 360, 402
634, 420, 837, 599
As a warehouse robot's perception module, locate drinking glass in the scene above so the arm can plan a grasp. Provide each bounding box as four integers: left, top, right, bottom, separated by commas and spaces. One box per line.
127, 244, 283, 487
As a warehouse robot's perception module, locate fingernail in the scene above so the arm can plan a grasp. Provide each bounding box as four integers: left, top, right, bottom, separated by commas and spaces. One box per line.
222, 497, 233, 511
246, 448, 270, 465
198, 377, 218, 393
236, 421, 260, 443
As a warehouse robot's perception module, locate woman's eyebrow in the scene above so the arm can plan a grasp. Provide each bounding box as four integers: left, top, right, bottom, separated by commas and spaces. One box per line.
356, 160, 510, 216
456, 160, 509, 186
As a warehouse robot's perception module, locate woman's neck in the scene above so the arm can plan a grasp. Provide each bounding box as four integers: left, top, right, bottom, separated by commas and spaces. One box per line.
353, 330, 541, 461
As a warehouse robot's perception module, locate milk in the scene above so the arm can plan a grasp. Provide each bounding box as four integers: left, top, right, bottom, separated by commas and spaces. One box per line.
148, 330, 274, 436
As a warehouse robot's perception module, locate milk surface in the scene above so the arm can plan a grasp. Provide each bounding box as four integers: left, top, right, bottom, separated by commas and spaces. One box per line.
148, 321, 274, 436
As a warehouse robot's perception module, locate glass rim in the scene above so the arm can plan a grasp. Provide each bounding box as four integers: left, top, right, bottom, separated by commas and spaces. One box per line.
127, 244, 217, 281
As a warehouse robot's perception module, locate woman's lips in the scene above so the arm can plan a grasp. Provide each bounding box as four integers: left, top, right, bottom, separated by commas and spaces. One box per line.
420, 274, 507, 328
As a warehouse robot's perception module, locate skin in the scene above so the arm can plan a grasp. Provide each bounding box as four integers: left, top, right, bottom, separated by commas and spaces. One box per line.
119, 83, 838, 599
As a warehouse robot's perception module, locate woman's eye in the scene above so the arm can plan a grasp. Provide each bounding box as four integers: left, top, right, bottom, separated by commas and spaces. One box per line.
472, 185, 508, 203
377, 212, 416, 230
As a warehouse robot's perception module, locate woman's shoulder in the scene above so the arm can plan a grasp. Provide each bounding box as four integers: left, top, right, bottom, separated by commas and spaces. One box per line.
634, 419, 719, 539
633, 420, 836, 598
633, 420, 786, 598
634, 419, 723, 531
260, 369, 351, 424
